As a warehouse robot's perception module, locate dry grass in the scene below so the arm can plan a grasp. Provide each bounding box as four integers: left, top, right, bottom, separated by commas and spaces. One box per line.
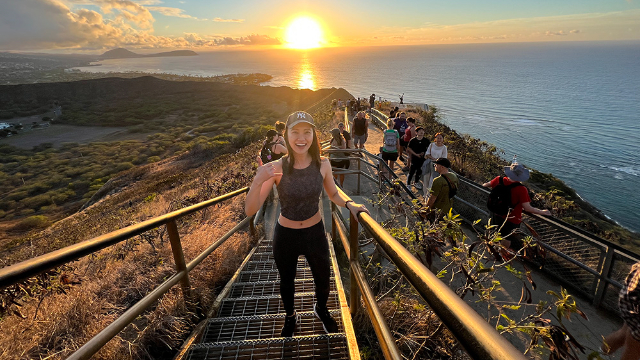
0, 144, 261, 359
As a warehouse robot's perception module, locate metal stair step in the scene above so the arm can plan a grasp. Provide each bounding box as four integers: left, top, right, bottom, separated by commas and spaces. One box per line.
186, 333, 350, 360
229, 279, 336, 298
237, 268, 318, 282
217, 292, 340, 317
201, 310, 343, 342
243, 258, 307, 272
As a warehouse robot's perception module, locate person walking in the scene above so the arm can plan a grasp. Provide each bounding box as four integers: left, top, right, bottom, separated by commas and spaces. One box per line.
369, 94, 375, 112
259, 129, 287, 165
402, 118, 417, 172
406, 127, 429, 189
424, 158, 458, 219
381, 119, 400, 177
329, 128, 350, 187
351, 111, 369, 150
423, 132, 448, 192
392, 112, 408, 164
482, 161, 551, 252
338, 122, 352, 149
245, 111, 369, 337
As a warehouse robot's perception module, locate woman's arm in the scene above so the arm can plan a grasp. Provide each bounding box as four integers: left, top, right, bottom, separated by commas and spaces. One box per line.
522, 202, 551, 216
273, 143, 287, 155
320, 158, 369, 216
442, 145, 448, 159
245, 160, 282, 216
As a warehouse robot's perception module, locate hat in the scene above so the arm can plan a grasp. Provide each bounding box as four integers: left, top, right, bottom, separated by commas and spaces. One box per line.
286, 111, 315, 129
504, 163, 530, 182
331, 128, 341, 138
434, 158, 451, 168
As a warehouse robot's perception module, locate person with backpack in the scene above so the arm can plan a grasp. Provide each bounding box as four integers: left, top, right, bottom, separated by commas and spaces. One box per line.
402, 117, 417, 171
482, 161, 551, 252
245, 111, 370, 337
406, 127, 429, 190
259, 129, 287, 165
381, 119, 400, 177
602, 261, 640, 360
392, 112, 408, 163
425, 158, 458, 220
351, 111, 368, 150
275, 121, 286, 146
424, 132, 448, 192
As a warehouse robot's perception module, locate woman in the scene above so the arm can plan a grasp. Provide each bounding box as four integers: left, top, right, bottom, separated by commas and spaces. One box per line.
245, 111, 369, 337
423, 132, 448, 193
329, 128, 350, 187
380, 119, 400, 177
259, 129, 287, 165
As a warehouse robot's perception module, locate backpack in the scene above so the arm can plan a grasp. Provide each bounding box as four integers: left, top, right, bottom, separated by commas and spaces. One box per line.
487, 177, 523, 215
442, 174, 457, 198
383, 130, 398, 152
260, 141, 275, 164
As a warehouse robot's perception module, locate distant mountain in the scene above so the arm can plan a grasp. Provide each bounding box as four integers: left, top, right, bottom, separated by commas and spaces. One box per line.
99, 48, 198, 60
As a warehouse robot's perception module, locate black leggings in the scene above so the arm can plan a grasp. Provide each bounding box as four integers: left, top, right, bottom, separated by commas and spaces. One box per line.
408, 156, 425, 183
273, 220, 331, 315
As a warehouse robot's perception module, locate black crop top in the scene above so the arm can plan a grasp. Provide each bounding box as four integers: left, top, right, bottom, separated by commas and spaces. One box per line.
277, 158, 323, 221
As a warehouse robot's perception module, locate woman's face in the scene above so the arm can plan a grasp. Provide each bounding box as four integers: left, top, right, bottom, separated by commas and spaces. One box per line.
436, 135, 444, 144
287, 122, 314, 155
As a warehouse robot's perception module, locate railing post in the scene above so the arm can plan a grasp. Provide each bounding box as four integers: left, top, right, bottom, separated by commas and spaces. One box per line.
167, 220, 193, 305
249, 214, 257, 238
593, 246, 615, 307
357, 157, 361, 195
349, 211, 359, 315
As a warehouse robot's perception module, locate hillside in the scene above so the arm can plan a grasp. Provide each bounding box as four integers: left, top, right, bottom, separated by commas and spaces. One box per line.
99, 48, 198, 60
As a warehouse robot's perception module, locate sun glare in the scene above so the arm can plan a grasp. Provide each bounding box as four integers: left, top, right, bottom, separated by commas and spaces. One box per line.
285, 17, 323, 49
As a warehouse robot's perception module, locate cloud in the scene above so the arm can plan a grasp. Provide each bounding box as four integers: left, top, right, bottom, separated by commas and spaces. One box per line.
0, 0, 277, 50
570, 29, 581, 34
545, 30, 568, 36
147, 6, 204, 20
212, 17, 244, 23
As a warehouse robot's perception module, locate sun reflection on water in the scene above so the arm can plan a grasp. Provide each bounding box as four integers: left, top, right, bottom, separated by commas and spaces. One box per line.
298, 56, 316, 90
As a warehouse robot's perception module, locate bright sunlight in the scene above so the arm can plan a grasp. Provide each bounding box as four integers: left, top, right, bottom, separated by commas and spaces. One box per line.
284, 17, 323, 49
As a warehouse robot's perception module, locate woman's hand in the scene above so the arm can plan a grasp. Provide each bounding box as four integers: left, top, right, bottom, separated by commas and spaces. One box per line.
254, 162, 282, 185
347, 202, 370, 217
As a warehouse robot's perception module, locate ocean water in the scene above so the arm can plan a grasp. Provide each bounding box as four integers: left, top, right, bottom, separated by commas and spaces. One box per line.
74, 42, 640, 232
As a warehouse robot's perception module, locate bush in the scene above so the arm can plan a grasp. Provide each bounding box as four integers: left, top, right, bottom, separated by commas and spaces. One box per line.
14, 215, 50, 231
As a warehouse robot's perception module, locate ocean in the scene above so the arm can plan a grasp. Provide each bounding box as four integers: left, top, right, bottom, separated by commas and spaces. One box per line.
74, 42, 640, 232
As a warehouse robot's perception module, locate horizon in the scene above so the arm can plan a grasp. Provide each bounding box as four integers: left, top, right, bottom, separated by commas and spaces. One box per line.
1, 0, 639, 53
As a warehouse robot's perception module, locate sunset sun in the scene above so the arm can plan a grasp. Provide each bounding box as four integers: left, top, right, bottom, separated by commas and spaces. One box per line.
284, 17, 323, 49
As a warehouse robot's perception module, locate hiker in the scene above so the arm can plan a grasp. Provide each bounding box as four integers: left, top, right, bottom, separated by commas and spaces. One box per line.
351, 111, 368, 150
399, 93, 404, 104
258, 129, 287, 165
424, 133, 448, 192
602, 261, 640, 360
369, 94, 375, 112
406, 127, 429, 189
329, 128, 350, 187
275, 121, 286, 146
393, 112, 408, 163
338, 122, 352, 149
245, 111, 369, 337
389, 106, 399, 119
381, 119, 400, 176
402, 117, 417, 172
425, 158, 458, 220
482, 162, 551, 252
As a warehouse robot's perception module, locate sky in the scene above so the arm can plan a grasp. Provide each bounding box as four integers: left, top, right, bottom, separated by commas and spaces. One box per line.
0, 0, 639, 52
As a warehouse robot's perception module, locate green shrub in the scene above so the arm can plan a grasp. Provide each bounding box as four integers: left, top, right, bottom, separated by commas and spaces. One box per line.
14, 215, 50, 231
148, 156, 161, 163
19, 209, 35, 216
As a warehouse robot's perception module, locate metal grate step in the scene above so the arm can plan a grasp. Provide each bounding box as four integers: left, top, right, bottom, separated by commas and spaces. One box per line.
201, 310, 343, 342
218, 292, 340, 317
229, 279, 336, 298
237, 268, 317, 282
244, 258, 307, 272
186, 334, 350, 360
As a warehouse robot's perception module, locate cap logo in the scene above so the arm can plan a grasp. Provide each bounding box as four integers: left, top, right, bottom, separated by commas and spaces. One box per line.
297, 112, 305, 119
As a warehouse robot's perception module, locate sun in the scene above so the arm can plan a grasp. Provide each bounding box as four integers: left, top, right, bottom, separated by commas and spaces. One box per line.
284, 17, 324, 49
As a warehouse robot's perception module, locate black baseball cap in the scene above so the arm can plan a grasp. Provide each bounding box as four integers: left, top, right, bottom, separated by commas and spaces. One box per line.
434, 158, 451, 168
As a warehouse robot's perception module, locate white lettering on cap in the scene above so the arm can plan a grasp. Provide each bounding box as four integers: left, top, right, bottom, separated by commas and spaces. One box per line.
297, 112, 305, 119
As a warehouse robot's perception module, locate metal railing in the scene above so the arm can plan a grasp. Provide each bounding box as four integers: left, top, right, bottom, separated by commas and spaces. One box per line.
0, 187, 262, 360
452, 167, 640, 311
330, 196, 526, 360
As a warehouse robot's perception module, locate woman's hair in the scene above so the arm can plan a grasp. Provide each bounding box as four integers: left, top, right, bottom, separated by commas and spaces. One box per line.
387, 119, 394, 128
266, 129, 278, 139
434, 132, 444, 140
283, 128, 321, 174
275, 121, 286, 133
407, 117, 416, 124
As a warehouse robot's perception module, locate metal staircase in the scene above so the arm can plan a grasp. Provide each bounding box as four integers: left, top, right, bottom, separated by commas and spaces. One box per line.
183, 237, 359, 359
